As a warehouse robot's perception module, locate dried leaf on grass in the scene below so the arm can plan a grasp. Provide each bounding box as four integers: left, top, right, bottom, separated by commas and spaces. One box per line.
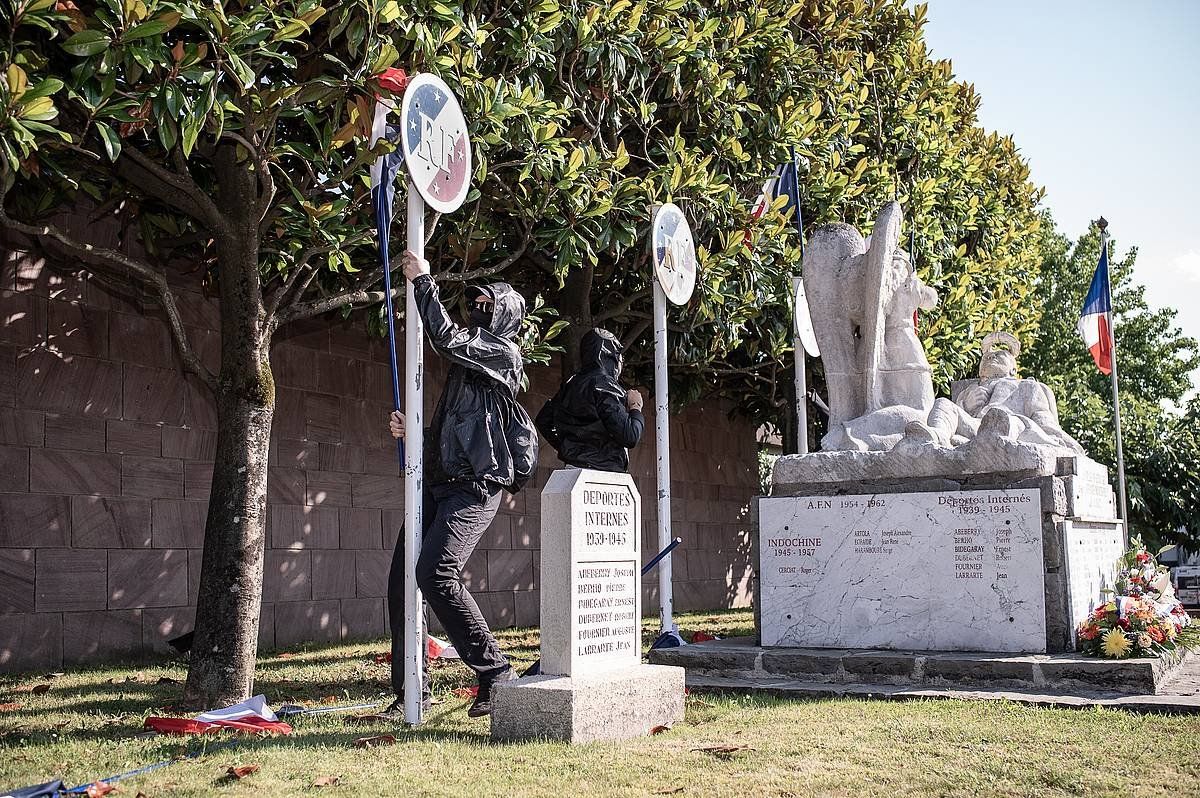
0, 702, 22, 711
312, 776, 341, 787
31, 684, 52, 695
650, 724, 672, 735
352, 734, 397, 748
225, 764, 260, 780
346, 714, 391, 725
652, 789, 684, 795
691, 743, 751, 759
84, 782, 117, 797
451, 686, 478, 698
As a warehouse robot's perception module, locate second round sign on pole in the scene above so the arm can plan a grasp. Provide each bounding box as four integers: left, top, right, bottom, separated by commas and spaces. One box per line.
649, 202, 695, 636
651, 203, 697, 306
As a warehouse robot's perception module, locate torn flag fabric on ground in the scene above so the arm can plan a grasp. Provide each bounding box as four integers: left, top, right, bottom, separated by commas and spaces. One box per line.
144, 694, 292, 736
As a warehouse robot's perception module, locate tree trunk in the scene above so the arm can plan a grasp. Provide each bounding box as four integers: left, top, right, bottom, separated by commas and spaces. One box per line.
184, 143, 273, 708
557, 261, 595, 378
184, 381, 273, 706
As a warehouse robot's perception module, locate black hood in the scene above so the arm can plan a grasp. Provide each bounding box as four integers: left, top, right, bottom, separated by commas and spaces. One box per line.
581, 328, 623, 377
468, 283, 525, 340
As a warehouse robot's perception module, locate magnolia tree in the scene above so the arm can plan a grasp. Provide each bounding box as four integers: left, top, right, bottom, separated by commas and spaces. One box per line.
2, 0, 1049, 703
0, 0, 471, 705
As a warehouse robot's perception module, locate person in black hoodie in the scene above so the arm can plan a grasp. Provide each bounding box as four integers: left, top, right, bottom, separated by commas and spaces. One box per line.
383, 251, 537, 720
535, 328, 644, 472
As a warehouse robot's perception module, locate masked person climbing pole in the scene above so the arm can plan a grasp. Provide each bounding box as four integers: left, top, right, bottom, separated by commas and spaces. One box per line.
535, 328, 644, 472
384, 251, 537, 719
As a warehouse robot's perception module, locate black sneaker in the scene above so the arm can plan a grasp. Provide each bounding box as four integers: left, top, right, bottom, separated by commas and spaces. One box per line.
467, 668, 517, 718
378, 694, 432, 721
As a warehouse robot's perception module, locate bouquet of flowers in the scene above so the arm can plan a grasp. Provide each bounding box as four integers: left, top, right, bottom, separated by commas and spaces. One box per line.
1076, 537, 1197, 659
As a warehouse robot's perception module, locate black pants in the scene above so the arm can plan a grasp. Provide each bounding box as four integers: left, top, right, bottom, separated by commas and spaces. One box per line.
388, 482, 509, 696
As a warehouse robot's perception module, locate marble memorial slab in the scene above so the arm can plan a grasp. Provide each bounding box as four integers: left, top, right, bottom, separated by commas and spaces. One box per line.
1063, 520, 1125, 638
760, 488, 1048, 653
539, 468, 641, 676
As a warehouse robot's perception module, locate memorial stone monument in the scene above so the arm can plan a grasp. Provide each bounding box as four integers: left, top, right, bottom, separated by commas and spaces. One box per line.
491, 469, 684, 743
760, 202, 1126, 655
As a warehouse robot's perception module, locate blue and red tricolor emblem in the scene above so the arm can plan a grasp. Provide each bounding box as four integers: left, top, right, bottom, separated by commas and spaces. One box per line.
1077, 242, 1114, 374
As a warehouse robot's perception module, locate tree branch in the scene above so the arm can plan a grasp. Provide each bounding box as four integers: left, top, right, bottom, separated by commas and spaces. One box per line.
0, 209, 217, 391
596, 288, 651, 322
117, 146, 223, 229
276, 284, 402, 325
621, 317, 651, 349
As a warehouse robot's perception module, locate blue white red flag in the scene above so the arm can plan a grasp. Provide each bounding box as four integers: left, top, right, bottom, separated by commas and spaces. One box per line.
750, 160, 801, 225
747, 157, 803, 248
1078, 241, 1114, 375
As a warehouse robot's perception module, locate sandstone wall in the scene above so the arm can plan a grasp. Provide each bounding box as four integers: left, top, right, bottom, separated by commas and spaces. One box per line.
0, 250, 756, 672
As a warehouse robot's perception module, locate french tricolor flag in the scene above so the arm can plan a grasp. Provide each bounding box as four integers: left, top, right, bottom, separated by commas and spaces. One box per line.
1078, 242, 1114, 375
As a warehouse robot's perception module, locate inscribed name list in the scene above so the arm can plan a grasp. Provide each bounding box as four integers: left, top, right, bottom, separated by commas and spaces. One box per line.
759, 488, 1047, 653
573, 483, 639, 669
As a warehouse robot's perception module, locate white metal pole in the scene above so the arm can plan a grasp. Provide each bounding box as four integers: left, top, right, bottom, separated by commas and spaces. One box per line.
1100, 228, 1129, 534
403, 180, 426, 725
652, 281, 674, 633
791, 275, 808, 455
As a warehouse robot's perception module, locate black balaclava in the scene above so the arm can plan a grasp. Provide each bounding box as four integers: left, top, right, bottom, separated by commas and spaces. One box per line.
467, 286, 494, 329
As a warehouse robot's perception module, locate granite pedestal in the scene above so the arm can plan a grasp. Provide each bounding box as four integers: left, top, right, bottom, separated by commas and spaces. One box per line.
490, 469, 685, 743
761, 447, 1125, 654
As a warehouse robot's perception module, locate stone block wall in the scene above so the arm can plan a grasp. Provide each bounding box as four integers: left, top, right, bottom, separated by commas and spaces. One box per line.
0, 249, 757, 672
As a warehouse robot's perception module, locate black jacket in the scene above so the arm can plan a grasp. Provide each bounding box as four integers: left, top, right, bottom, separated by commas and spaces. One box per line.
535, 329, 644, 472
414, 275, 537, 493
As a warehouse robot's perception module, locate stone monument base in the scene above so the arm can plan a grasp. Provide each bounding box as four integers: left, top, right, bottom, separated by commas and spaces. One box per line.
648, 637, 1193, 696
760, 450, 1124, 654
490, 664, 685, 743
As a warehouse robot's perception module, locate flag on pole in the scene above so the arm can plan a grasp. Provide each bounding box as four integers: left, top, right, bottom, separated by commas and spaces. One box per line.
1078, 241, 1114, 374
746, 158, 802, 247
369, 68, 410, 271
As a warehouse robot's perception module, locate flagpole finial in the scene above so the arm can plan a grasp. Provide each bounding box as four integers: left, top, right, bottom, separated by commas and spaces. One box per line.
1095, 216, 1109, 233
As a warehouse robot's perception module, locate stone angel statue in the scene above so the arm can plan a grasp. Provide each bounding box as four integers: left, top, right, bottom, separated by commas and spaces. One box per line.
803, 202, 939, 451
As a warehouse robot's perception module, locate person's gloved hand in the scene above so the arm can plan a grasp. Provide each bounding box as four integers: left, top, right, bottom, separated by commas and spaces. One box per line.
389, 410, 405, 439
626, 389, 644, 412
401, 251, 430, 281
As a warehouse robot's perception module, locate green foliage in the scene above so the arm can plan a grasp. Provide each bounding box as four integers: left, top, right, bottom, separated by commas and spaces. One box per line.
0, 0, 1047, 435
1024, 217, 1200, 548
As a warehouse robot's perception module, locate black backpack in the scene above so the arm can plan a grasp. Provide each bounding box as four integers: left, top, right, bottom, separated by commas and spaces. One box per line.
498, 386, 538, 493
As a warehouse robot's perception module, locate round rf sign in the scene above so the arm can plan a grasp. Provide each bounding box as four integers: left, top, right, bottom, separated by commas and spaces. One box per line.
651, 203, 696, 305
400, 73, 472, 213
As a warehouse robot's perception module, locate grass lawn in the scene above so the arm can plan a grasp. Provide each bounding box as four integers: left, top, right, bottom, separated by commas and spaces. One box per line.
2, 609, 1198, 798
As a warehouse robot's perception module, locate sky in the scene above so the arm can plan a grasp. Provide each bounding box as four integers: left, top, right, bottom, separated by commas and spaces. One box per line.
921, 0, 1200, 358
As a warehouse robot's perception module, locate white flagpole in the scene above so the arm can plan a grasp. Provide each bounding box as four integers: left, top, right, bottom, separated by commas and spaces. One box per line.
403, 180, 426, 725
787, 148, 808, 455
1098, 217, 1129, 535
652, 278, 674, 633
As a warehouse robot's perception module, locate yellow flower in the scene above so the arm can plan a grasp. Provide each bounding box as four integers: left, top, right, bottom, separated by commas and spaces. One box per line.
1101, 629, 1132, 658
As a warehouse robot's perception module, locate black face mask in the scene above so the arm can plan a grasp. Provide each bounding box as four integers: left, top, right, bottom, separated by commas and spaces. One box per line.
470, 307, 493, 329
